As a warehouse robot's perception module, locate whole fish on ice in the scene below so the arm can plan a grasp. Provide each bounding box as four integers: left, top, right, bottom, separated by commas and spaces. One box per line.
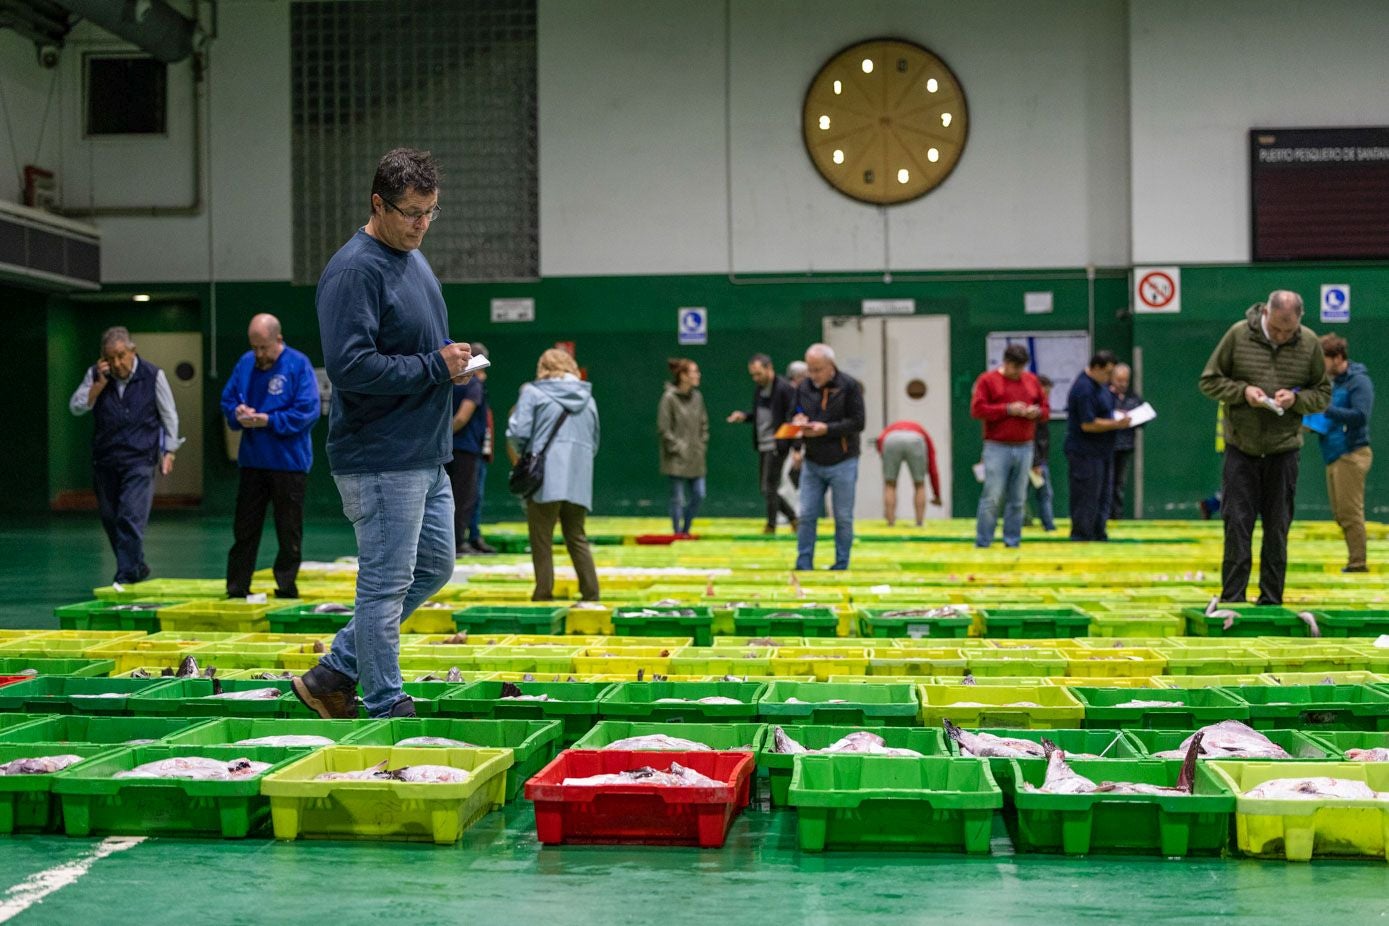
561, 761, 719, 787
1151, 721, 1291, 760
1345, 748, 1389, 762
771, 726, 923, 757
1243, 777, 1382, 800
1020, 734, 1203, 796
234, 735, 335, 747
602, 735, 713, 751
396, 736, 479, 747
115, 756, 271, 780
0, 755, 84, 775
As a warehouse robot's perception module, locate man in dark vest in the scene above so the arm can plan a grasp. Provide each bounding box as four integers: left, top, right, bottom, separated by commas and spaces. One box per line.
69, 326, 183, 584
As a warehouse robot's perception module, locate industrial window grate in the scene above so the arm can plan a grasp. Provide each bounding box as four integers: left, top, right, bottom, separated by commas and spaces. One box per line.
290, 0, 538, 284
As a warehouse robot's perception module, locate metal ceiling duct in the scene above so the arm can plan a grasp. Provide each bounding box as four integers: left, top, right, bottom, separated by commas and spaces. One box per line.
58, 0, 196, 63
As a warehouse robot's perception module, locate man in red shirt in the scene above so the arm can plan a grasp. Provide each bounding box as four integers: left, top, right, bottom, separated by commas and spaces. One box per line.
969, 343, 1049, 547
876, 421, 942, 526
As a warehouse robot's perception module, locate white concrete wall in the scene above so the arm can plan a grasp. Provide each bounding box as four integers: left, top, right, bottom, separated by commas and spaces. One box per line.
4, 0, 1389, 281
1130, 0, 1389, 263
539, 0, 1133, 276
0, 0, 290, 282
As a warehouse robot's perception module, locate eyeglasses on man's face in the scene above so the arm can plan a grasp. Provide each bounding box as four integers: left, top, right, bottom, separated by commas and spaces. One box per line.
380, 196, 441, 224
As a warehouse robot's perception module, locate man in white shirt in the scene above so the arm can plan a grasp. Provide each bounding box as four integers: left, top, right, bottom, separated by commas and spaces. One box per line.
69, 326, 183, 584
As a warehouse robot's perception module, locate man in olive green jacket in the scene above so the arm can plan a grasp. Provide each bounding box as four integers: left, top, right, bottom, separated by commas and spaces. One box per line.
1199, 291, 1331, 605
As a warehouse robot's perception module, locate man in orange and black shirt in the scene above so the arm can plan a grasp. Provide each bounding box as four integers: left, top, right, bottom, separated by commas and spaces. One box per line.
790, 344, 865, 570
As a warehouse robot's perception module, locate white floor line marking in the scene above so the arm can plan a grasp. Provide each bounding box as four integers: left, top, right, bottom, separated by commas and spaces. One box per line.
0, 836, 145, 923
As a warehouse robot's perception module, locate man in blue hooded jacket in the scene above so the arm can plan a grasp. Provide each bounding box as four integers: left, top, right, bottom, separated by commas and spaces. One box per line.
220, 313, 321, 599
1316, 334, 1374, 573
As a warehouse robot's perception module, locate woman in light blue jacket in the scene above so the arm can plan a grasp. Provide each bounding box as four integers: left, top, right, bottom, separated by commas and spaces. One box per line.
506, 348, 601, 601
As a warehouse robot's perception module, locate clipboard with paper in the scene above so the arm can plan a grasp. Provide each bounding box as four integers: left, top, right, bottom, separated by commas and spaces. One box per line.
1114, 402, 1157, 427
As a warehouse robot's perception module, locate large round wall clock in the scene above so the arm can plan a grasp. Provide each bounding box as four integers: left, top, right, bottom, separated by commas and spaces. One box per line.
803, 38, 968, 205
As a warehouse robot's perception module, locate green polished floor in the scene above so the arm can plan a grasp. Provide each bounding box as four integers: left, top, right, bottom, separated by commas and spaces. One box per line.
2, 514, 1389, 925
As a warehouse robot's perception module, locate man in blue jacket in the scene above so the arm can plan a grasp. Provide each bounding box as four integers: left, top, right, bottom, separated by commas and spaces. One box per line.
220, 314, 321, 599
1317, 334, 1374, 573
293, 148, 474, 721
1064, 351, 1131, 542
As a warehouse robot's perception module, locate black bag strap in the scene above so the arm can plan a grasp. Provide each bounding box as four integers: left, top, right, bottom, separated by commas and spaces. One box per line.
535, 407, 571, 457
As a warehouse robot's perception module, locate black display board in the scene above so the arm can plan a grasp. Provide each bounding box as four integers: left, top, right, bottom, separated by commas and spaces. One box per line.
1250, 127, 1389, 261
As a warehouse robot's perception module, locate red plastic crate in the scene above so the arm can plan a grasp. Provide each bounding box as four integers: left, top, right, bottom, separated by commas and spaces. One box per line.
524, 750, 753, 847
0, 676, 29, 689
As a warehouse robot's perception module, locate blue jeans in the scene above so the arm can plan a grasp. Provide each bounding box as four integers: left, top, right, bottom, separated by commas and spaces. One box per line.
796, 457, 858, 570
321, 466, 455, 717
1032, 461, 1056, 531
470, 461, 488, 542
93, 461, 156, 584
669, 476, 705, 534
976, 441, 1033, 547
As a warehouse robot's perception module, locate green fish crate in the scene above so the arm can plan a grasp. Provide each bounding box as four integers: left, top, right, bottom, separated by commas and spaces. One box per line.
610, 606, 715, 646
161, 717, 379, 747
574, 721, 765, 752
1259, 671, 1383, 687
1124, 728, 1334, 760
0, 676, 182, 715
755, 724, 949, 807
788, 755, 1002, 853
732, 606, 840, 639
434, 680, 614, 744
473, 645, 580, 674
126, 678, 296, 717
1073, 687, 1248, 729
1256, 644, 1368, 675
1227, 684, 1389, 732
1207, 761, 1389, 861
52, 744, 302, 838
1005, 758, 1235, 856
0, 743, 112, 833
262, 746, 512, 844
1303, 731, 1389, 759
919, 685, 1085, 729
979, 606, 1091, 639
156, 599, 283, 634
596, 681, 766, 722
54, 600, 178, 633
0, 715, 212, 745
341, 718, 563, 802
452, 606, 566, 636
0, 656, 116, 678
1310, 610, 1389, 638
668, 647, 775, 678
1182, 605, 1307, 638
856, 607, 974, 640
1163, 647, 1271, 676
266, 602, 355, 634
755, 681, 920, 727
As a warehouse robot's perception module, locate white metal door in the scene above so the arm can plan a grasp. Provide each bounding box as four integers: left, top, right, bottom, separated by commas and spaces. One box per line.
822, 315, 952, 522
129, 332, 204, 499
884, 315, 952, 519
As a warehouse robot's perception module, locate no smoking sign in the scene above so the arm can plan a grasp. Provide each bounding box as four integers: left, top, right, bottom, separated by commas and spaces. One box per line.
1134, 266, 1181, 314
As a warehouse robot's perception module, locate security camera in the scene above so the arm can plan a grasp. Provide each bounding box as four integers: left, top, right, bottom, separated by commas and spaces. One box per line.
37, 46, 60, 69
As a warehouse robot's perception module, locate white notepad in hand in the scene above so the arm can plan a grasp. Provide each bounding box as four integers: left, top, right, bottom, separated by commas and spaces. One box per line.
464, 355, 491, 373
1114, 402, 1156, 427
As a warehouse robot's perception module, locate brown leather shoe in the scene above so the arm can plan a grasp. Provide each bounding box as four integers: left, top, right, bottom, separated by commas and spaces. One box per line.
291, 664, 360, 719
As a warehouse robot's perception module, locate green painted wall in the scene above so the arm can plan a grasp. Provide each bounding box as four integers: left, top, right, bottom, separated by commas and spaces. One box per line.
2, 284, 53, 514
35, 262, 1383, 524
1136, 264, 1389, 520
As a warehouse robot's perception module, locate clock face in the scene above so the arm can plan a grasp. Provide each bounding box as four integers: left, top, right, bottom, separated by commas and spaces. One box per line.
802, 39, 968, 206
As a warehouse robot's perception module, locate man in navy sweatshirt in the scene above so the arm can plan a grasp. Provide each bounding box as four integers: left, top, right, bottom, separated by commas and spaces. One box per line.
1317, 334, 1374, 572
293, 148, 474, 721
220, 313, 321, 599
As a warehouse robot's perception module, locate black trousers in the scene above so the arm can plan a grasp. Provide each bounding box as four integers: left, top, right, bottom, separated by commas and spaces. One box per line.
447, 450, 482, 549
226, 468, 306, 597
1221, 445, 1299, 605
759, 448, 796, 526
1067, 451, 1113, 542
1111, 449, 1133, 519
